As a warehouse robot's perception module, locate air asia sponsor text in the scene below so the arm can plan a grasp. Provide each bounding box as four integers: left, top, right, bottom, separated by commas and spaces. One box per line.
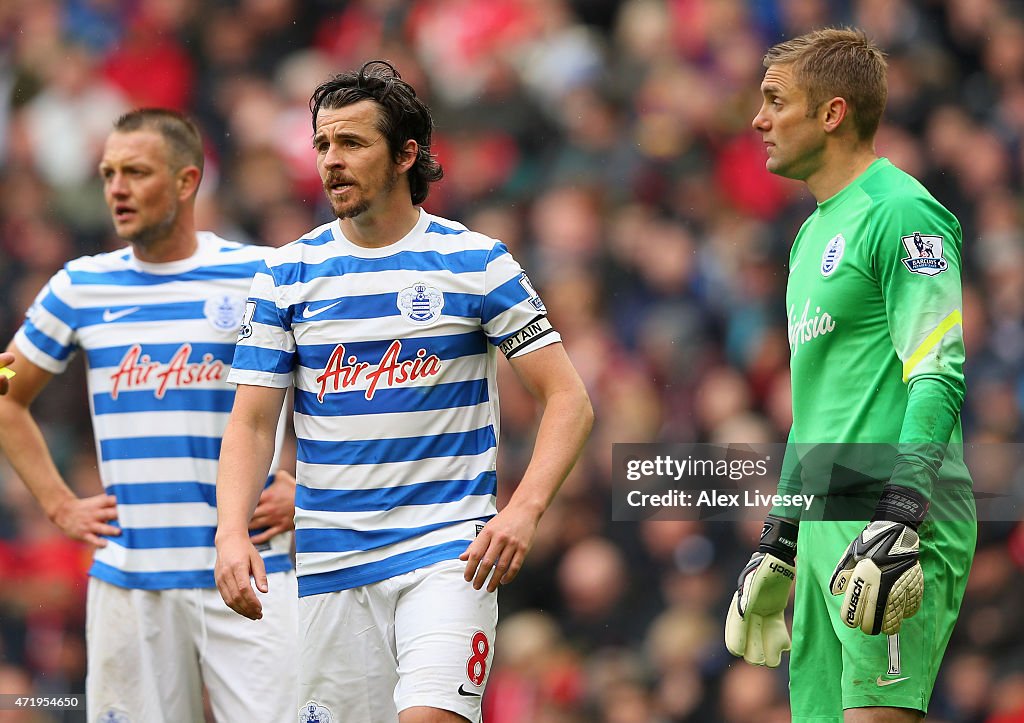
316, 340, 442, 402
788, 298, 836, 353
109, 344, 226, 399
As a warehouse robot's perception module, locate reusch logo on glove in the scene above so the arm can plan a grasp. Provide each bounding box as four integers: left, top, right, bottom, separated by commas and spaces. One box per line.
846, 577, 865, 626
769, 562, 795, 580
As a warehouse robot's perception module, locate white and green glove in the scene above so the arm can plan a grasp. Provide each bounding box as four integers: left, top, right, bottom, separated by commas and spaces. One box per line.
725, 515, 798, 668
829, 485, 927, 636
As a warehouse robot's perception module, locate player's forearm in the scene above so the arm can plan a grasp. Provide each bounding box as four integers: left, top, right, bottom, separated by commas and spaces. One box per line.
216, 414, 278, 537
890, 375, 962, 499
771, 428, 805, 519
505, 383, 593, 518
0, 399, 76, 519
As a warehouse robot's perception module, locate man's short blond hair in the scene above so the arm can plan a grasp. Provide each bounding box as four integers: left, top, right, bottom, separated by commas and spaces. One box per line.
764, 28, 887, 140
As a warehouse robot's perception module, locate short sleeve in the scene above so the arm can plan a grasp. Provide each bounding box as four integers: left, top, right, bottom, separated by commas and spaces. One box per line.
480, 243, 561, 359
228, 261, 297, 387
13, 269, 80, 374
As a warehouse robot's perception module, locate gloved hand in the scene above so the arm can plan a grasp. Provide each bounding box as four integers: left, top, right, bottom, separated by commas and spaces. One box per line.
725, 515, 798, 667
829, 485, 927, 636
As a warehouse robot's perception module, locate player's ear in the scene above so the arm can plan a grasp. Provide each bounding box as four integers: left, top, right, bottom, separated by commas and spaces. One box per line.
821, 97, 848, 134
395, 140, 418, 174
176, 165, 202, 201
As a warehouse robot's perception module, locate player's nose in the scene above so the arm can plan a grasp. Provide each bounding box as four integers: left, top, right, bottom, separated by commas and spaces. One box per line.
106, 172, 130, 197
752, 107, 770, 131
322, 143, 347, 169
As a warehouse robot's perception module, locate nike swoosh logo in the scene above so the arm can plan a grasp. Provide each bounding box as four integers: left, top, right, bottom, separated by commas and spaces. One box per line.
457, 685, 481, 697
876, 676, 910, 687
102, 307, 141, 322
302, 300, 343, 319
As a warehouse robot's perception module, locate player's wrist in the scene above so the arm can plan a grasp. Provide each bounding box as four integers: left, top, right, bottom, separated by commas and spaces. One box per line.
43, 489, 78, 523
215, 525, 253, 544
757, 515, 799, 566
871, 484, 928, 530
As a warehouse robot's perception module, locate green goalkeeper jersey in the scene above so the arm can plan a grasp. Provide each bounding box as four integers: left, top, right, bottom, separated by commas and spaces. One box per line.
776, 158, 972, 517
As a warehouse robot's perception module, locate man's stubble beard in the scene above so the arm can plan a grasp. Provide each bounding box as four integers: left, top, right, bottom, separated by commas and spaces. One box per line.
122, 204, 179, 250
331, 165, 400, 220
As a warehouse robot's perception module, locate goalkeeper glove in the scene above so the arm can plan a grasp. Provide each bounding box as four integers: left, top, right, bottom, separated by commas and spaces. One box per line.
725, 515, 798, 667
829, 485, 928, 636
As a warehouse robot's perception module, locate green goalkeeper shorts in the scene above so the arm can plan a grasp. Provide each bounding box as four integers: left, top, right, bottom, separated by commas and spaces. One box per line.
788, 513, 976, 721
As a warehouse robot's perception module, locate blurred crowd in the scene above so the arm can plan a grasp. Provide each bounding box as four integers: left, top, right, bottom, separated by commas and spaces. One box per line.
1, 0, 1023, 721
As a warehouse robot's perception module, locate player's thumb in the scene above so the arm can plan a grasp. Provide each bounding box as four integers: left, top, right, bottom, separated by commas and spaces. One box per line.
250, 549, 269, 593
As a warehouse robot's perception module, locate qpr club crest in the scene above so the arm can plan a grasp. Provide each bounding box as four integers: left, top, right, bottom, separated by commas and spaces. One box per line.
821, 233, 845, 277
299, 701, 333, 723
204, 294, 246, 332
397, 282, 445, 325
99, 709, 130, 723
901, 232, 948, 276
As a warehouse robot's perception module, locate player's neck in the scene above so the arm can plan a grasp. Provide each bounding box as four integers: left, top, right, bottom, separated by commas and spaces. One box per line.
130, 221, 200, 264
805, 144, 878, 204
340, 201, 421, 249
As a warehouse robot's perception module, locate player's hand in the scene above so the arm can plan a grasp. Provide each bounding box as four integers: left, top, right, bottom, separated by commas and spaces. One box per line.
0, 351, 14, 395
248, 469, 296, 544
51, 493, 120, 548
215, 532, 268, 620
829, 486, 927, 636
460, 504, 540, 593
725, 515, 798, 668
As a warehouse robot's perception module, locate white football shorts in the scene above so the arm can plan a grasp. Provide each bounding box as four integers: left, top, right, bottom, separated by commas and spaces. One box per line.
86, 571, 298, 722
296, 559, 497, 723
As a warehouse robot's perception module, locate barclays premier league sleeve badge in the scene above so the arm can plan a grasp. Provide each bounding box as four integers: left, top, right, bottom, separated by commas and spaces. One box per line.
901, 232, 948, 276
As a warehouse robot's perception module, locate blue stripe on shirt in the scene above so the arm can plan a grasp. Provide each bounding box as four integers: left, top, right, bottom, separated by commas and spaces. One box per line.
22, 322, 75, 361
99, 435, 222, 461
92, 389, 234, 415
90, 555, 292, 590
296, 471, 496, 513
295, 227, 336, 246
482, 274, 532, 324
297, 540, 471, 596
106, 525, 215, 549
297, 520, 459, 554
425, 221, 466, 236
250, 296, 286, 328
294, 378, 489, 417
66, 261, 263, 286
296, 427, 495, 466
271, 249, 491, 287
107, 482, 217, 505
231, 344, 296, 375
287, 292, 482, 322
295, 331, 486, 369
40, 290, 76, 327
76, 301, 211, 327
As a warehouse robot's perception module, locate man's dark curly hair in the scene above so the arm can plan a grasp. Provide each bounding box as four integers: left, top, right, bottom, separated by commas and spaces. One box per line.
309, 60, 443, 206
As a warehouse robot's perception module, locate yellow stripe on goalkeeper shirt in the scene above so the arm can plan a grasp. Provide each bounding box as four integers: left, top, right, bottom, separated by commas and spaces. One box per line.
0, 367, 14, 379
902, 309, 963, 382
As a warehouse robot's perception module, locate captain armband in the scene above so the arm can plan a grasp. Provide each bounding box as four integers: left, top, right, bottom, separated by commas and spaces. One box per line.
498, 316, 558, 359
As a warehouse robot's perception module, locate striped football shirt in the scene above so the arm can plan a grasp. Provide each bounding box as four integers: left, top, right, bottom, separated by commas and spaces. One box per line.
14, 232, 292, 589
229, 210, 560, 597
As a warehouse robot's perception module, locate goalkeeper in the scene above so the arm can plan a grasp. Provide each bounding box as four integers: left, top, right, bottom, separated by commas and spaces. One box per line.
726, 28, 976, 722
